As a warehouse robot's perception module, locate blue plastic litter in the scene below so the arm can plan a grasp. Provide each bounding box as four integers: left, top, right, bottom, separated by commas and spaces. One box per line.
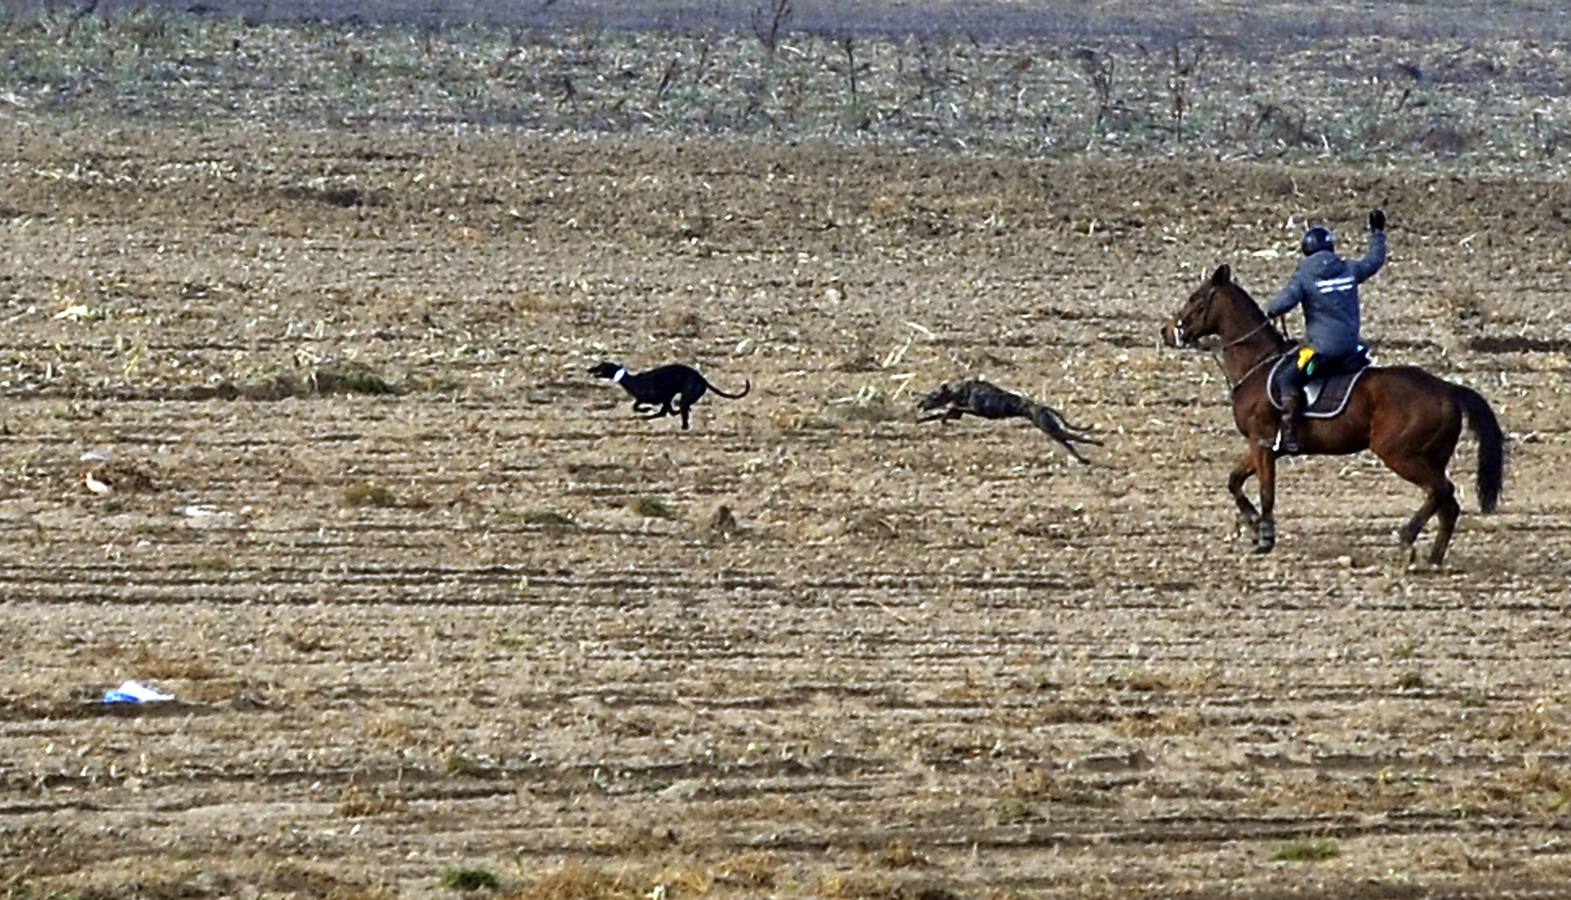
103, 680, 174, 704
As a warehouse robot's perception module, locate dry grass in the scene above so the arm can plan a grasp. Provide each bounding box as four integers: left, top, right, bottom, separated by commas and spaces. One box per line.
708, 852, 781, 889
631, 496, 677, 519
817, 873, 962, 900
343, 482, 400, 508
130, 651, 225, 681
3, 11, 1570, 898
363, 714, 418, 746
1270, 839, 1341, 862
497, 508, 576, 530
506, 865, 640, 900
338, 784, 405, 818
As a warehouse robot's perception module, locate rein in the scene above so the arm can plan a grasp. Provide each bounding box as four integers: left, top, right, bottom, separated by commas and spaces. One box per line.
1219, 318, 1273, 349
1210, 315, 1285, 396
1214, 347, 1284, 396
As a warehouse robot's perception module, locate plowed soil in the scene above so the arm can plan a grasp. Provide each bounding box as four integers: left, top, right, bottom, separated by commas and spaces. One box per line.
3, 102, 1571, 897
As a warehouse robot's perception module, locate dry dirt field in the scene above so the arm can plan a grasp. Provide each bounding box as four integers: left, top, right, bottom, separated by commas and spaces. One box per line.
3, 8, 1571, 900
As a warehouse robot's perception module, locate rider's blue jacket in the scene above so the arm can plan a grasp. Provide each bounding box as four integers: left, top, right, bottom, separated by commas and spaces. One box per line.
1264, 231, 1387, 358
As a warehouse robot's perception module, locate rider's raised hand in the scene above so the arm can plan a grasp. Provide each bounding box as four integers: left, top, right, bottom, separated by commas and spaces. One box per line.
1369, 209, 1386, 232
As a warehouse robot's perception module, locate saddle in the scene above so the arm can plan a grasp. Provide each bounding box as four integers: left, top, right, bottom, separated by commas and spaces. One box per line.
1267, 346, 1372, 419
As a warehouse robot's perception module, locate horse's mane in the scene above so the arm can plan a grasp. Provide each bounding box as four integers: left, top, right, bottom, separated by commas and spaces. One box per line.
1219, 276, 1290, 351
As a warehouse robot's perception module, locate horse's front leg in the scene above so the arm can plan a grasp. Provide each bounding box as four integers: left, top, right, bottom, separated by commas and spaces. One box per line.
1254, 445, 1277, 553
1228, 449, 1260, 538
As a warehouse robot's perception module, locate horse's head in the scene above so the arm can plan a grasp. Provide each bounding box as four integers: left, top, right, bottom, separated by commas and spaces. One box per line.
1161, 264, 1234, 349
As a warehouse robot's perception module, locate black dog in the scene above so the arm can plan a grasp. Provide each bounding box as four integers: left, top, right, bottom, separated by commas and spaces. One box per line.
589, 362, 751, 430
919, 379, 1102, 464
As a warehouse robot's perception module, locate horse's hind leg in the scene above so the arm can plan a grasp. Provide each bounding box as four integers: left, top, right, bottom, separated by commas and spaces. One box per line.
1374, 410, 1464, 565
1428, 482, 1461, 566
1228, 449, 1260, 537
1376, 451, 1453, 565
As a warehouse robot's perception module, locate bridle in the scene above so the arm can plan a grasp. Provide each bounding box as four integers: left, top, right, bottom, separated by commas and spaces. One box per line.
1174, 287, 1286, 396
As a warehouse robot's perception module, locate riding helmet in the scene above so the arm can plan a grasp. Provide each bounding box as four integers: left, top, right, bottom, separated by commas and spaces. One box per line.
1300, 225, 1335, 256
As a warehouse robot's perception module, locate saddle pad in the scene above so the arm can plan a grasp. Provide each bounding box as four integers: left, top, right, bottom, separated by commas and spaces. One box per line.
1267, 355, 1371, 419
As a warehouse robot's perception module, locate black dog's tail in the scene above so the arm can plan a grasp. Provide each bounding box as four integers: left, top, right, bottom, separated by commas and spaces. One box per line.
1453, 384, 1504, 513
1027, 403, 1102, 464
708, 378, 751, 400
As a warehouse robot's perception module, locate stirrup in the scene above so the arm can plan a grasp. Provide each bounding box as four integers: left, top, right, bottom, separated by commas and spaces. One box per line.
1273, 428, 1299, 455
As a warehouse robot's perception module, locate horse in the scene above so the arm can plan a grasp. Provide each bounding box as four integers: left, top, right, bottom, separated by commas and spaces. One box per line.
1160, 264, 1504, 566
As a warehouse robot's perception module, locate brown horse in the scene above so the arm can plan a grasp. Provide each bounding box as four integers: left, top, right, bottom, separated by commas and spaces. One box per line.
1160, 264, 1504, 565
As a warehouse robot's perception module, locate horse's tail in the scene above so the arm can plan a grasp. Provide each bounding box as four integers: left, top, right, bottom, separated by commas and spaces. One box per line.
1452, 383, 1504, 513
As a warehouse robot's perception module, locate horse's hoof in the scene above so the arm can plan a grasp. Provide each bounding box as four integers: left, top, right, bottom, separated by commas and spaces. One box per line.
1254, 522, 1275, 554
1234, 513, 1260, 539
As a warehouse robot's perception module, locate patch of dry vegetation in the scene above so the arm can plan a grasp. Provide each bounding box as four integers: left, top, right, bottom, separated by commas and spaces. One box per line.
4, 6, 1562, 170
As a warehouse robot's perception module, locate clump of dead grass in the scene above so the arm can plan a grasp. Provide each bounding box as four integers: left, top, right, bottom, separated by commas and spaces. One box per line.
707, 504, 741, 541
827, 389, 905, 425
1396, 669, 1426, 691
1113, 709, 1203, 737
80, 459, 160, 494
1495, 755, 1571, 815
338, 784, 404, 818
188, 362, 405, 401
1003, 767, 1117, 808
993, 797, 1038, 825
843, 509, 901, 540
131, 651, 224, 681
709, 852, 781, 889
877, 839, 930, 869
514, 290, 572, 315
441, 864, 501, 892
1108, 665, 1217, 694
343, 482, 400, 509
364, 713, 418, 745
506, 508, 576, 530
507, 863, 638, 899
816, 873, 962, 900
445, 751, 496, 779
651, 308, 702, 337
1270, 838, 1340, 862
631, 496, 677, 519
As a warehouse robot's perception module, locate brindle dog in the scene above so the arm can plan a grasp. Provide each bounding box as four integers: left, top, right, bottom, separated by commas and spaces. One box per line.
918, 379, 1102, 464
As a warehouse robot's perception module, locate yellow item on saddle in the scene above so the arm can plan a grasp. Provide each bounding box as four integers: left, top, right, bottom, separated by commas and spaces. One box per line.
1296, 346, 1318, 375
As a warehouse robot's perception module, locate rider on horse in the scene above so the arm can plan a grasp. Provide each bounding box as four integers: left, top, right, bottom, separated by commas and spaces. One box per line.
1264, 209, 1387, 454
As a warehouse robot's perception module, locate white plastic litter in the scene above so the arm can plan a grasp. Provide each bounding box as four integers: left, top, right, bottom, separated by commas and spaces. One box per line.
103, 680, 174, 704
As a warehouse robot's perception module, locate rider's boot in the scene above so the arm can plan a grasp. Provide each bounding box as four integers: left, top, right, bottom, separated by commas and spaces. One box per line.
1274, 388, 1306, 455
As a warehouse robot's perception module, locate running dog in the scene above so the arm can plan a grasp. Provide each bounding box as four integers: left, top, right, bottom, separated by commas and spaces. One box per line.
589, 362, 751, 430
919, 379, 1101, 464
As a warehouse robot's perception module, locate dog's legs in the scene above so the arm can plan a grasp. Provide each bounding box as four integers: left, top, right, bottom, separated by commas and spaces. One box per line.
1053, 413, 1104, 446
917, 407, 965, 424
640, 405, 671, 420
680, 405, 692, 430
